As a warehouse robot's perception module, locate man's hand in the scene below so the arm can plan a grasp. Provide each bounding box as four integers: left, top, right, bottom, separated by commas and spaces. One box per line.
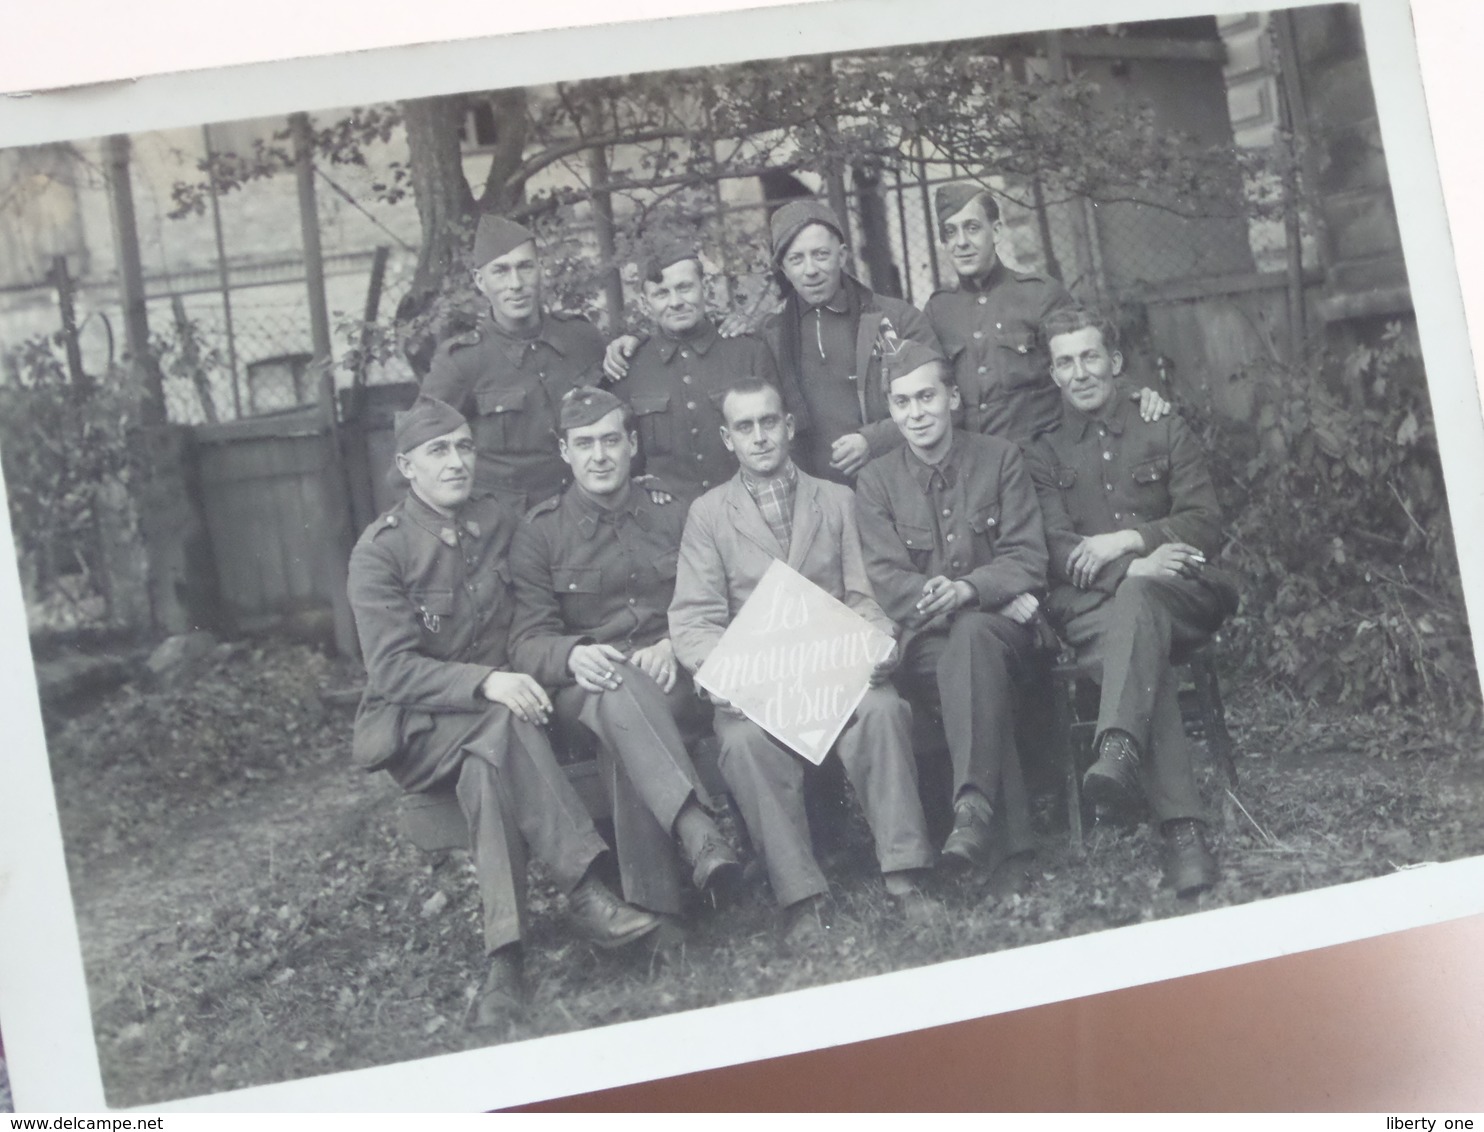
568, 642, 628, 693
1126, 541, 1206, 579
1066, 530, 1145, 589
480, 670, 553, 725
994, 593, 1040, 625
629, 638, 678, 693
602, 334, 641, 382
916, 576, 975, 620
829, 432, 871, 477
1133, 386, 1172, 422
869, 640, 899, 686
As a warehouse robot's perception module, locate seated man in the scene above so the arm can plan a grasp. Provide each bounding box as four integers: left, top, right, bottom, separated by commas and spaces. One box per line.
1026, 307, 1239, 897
347, 395, 660, 1031
509, 386, 741, 930
669, 376, 937, 945
854, 339, 1049, 877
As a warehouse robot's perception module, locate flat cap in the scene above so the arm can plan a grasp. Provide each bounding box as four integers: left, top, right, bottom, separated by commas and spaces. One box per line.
635, 235, 701, 283
559, 385, 627, 432
473, 214, 536, 267
934, 183, 999, 225
769, 198, 846, 263
880, 335, 947, 390
394, 394, 467, 454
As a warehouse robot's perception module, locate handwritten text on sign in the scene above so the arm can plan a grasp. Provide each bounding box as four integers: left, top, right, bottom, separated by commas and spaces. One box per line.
695, 559, 895, 764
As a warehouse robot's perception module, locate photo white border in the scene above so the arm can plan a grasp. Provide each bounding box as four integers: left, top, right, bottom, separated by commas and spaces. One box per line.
1, 0, 1482, 1112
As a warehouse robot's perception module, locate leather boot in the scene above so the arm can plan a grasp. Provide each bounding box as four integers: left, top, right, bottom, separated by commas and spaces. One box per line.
567, 873, 662, 949
940, 789, 995, 869
674, 802, 742, 892
468, 945, 525, 1031
1083, 730, 1144, 824
1162, 819, 1217, 898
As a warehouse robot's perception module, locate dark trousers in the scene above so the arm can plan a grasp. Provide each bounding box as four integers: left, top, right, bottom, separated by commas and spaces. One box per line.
1060, 574, 1227, 823
897, 610, 1037, 857
389, 705, 608, 954
713, 686, 935, 908
553, 668, 712, 916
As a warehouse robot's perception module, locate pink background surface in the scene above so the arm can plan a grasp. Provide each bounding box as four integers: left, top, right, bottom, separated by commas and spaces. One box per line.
1, 0, 1482, 1111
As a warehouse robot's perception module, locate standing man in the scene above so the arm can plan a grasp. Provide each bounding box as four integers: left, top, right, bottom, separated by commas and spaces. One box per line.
1026, 307, 1238, 897
601, 238, 804, 504
760, 198, 940, 484
509, 386, 741, 930
347, 395, 660, 1032
669, 377, 937, 945
925, 183, 1170, 444
855, 339, 1049, 875
422, 214, 606, 512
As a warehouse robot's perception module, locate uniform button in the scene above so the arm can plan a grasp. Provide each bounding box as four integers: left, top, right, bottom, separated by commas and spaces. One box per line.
979, 401, 988, 410
628, 597, 637, 606
702, 480, 711, 488
681, 351, 690, 359
695, 453, 704, 461
683, 375, 693, 384
977, 296, 987, 305
1098, 426, 1107, 437
686, 401, 697, 410
972, 331, 983, 340
1102, 451, 1112, 461
977, 366, 987, 375
946, 533, 955, 542
568, 582, 578, 590
942, 508, 951, 517
691, 427, 700, 435
1105, 483, 1114, 492
1114, 512, 1123, 520
995, 322, 1002, 330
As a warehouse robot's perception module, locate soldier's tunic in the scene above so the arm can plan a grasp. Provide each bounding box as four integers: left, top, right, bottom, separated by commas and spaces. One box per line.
1027, 395, 1239, 823
613, 321, 789, 504
669, 468, 935, 908
760, 274, 941, 484
855, 431, 1047, 851
422, 311, 606, 512
509, 485, 712, 916
924, 261, 1074, 445
347, 488, 608, 952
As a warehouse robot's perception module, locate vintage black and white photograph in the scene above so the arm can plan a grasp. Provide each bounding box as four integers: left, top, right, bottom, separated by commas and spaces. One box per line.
1, 0, 1482, 1112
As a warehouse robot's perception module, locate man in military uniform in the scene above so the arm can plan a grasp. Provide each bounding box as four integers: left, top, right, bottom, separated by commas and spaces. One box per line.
760, 198, 941, 485
347, 395, 661, 1031
509, 386, 741, 929
597, 238, 800, 505
421, 214, 607, 512
855, 338, 1048, 878
669, 376, 937, 946
925, 183, 1170, 445
1025, 307, 1239, 898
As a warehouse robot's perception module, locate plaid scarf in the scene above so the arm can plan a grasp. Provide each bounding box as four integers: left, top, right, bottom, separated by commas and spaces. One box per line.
741, 460, 799, 556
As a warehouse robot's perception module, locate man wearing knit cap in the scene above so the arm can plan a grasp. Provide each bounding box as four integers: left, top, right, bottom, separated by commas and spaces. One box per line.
422, 213, 607, 512
347, 393, 661, 1031
759, 197, 940, 485
855, 340, 1049, 879
925, 183, 1169, 445
599, 237, 807, 504
510, 385, 742, 932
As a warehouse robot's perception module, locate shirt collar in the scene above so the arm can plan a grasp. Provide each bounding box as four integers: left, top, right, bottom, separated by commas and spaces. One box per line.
1063, 389, 1129, 441
567, 480, 646, 538
959, 259, 1009, 294
657, 319, 720, 364
487, 310, 566, 357
740, 459, 798, 498
905, 432, 960, 493
403, 489, 479, 547
806, 286, 851, 316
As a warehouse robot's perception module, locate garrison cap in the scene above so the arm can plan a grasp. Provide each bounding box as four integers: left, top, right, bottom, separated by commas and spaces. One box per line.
472, 214, 537, 267
559, 385, 627, 432
769, 198, 846, 263
934, 183, 999, 225
635, 235, 702, 283
880, 336, 947, 390
394, 394, 468, 454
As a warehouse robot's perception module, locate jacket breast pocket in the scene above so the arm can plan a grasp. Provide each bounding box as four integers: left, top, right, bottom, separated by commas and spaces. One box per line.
897, 521, 936, 569
410, 587, 455, 642
1130, 457, 1172, 511
551, 565, 603, 623
969, 504, 1000, 550
630, 392, 673, 457
473, 385, 541, 454
996, 328, 1041, 387
1055, 466, 1078, 491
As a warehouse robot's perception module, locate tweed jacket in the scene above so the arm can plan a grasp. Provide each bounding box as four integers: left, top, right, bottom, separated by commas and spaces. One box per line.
669, 466, 896, 674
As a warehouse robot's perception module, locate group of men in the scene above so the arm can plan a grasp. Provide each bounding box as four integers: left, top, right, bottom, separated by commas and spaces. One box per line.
347, 186, 1239, 1030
